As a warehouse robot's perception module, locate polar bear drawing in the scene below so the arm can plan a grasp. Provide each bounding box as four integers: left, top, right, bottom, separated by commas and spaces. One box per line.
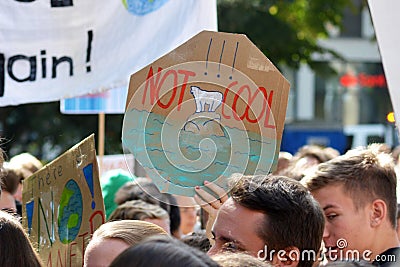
190, 86, 223, 113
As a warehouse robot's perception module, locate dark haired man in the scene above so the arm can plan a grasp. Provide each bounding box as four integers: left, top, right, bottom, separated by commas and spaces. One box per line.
202, 175, 325, 267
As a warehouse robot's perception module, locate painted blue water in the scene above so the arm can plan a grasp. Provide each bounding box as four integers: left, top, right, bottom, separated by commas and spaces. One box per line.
122, 109, 277, 195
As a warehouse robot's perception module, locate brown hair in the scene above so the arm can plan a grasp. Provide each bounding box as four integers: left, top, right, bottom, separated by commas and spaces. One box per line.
108, 200, 169, 221
114, 178, 161, 206
114, 179, 181, 235
1, 167, 23, 194
294, 145, 339, 163
230, 174, 324, 267
0, 210, 43, 266
282, 145, 339, 180
302, 146, 397, 227
181, 230, 211, 253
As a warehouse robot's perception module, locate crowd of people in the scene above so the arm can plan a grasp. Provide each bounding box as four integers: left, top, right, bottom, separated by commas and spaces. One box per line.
0, 143, 400, 266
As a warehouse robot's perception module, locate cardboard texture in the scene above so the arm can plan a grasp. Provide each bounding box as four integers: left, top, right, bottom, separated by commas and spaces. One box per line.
122, 31, 290, 196
22, 135, 105, 267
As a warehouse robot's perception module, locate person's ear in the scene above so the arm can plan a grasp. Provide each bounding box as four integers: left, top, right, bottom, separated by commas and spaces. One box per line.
370, 199, 386, 227
271, 246, 300, 267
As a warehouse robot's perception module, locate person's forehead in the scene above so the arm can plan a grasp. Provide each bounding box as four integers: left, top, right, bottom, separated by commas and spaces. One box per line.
90, 237, 129, 250
85, 238, 130, 267
312, 183, 355, 208
214, 199, 265, 236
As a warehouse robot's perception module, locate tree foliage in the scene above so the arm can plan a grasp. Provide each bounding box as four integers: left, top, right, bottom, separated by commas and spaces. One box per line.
0, 103, 123, 162
218, 0, 357, 70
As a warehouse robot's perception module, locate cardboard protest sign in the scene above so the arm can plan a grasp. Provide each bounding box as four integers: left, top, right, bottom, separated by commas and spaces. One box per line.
122, 31, 290, 196
368, 0, 400, 133
22, 135, 105, 266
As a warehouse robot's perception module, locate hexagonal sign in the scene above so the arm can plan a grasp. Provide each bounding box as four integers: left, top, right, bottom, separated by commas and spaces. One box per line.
122, 30, 290, 196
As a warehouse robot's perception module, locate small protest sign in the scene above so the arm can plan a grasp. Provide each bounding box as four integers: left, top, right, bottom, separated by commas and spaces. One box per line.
22, 134, 105, 267
122, 31, 290, 196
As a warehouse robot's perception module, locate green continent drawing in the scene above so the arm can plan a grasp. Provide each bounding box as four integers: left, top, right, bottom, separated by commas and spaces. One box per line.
58, 179, 83, 244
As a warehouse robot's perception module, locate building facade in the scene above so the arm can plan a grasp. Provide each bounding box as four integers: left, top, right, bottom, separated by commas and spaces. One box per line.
281, 1, 396, 154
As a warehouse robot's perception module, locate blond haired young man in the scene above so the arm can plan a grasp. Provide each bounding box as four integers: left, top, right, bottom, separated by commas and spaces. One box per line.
302, 146, 400, 266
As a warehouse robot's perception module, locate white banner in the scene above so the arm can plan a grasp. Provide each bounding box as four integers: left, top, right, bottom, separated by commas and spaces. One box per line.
368, 0, 400, 132
0, 0, 217, 106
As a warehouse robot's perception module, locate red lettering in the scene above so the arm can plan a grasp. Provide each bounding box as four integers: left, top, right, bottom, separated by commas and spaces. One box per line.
232, 85, 269, 124
156, 69, 177, 109
142, 66, 163, 105
246, 87, 267, 123
376, 75, 386, 87
371, 76, 380, 87
47, 251, 53, 267
263, 90, 275, 129
141, 69, 277, 128
89, 210, 105, 234
78, 232, 89, 263
358, 73, 369, 87
341, 72, 387, 88
47, 233, 86, 267
69, 242, 77, 267
221, 82, 275, 128
359, 73, 385, 88
56, 249, 64, 267
367, 76, 374, 87
232, 85, 251, 121
142, 67, 198, 110
177, 70, 196, 111
222, 81, 238, 119
340, 73, 358, 88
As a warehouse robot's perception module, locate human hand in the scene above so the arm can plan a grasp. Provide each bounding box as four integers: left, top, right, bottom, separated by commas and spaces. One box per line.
194, 180, 229, 244
194, 180, 228, 218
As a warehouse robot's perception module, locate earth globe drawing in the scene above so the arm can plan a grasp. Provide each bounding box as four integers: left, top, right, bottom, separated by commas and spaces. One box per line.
122, 0, 170, 16
58, 179, 83, 244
